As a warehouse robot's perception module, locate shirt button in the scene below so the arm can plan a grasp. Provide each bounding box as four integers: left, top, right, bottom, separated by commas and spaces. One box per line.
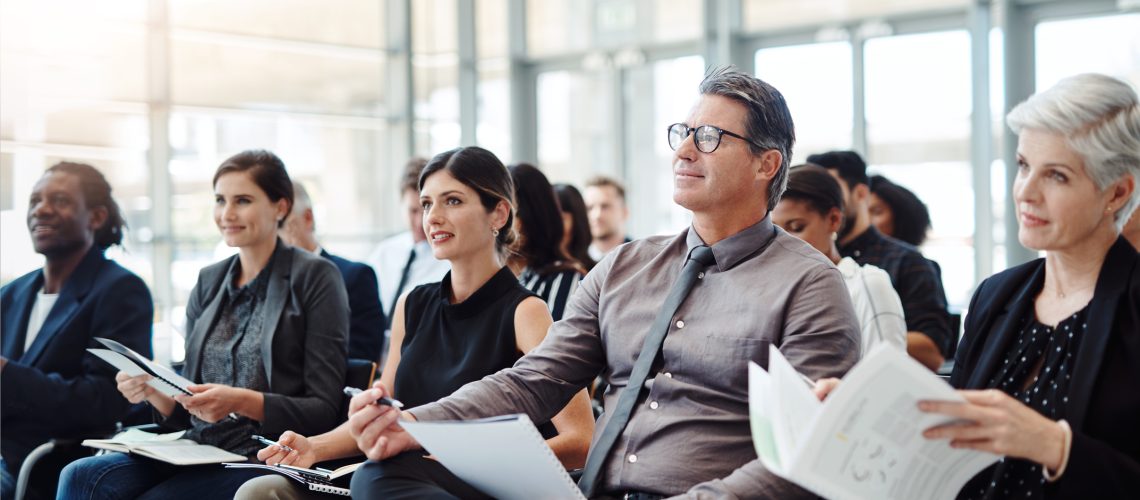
663, 372, 673, 378
697, 272, 705, 279
628, 454, 638, 463
675, 320, 685, 329
649, 401, 659, 410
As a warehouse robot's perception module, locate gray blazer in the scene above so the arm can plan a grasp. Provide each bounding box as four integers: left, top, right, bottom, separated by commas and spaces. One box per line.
176, 241, 349, 437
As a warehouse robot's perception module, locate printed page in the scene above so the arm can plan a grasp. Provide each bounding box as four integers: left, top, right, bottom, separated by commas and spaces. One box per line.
787, 347, 999, 500
748, 362, 783, 473
400, 414, 586, 500
766, 345, 822, 468
132, 442, 246, 466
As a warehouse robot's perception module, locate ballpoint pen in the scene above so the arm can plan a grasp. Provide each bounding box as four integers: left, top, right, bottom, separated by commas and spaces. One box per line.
252, 434, 294, 453
342, 386, 404, 408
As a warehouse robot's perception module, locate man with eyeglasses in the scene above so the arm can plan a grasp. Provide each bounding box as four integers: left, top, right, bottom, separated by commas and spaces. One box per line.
346, 67, 860, 500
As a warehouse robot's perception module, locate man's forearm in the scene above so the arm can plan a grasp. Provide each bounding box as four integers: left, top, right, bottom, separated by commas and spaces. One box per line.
907, 332, 944, 371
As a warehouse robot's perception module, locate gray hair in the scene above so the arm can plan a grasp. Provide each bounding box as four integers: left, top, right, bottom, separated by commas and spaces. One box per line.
1007, 73, 1140, 231
291, 180, 314, 228
698, 66, 796, 212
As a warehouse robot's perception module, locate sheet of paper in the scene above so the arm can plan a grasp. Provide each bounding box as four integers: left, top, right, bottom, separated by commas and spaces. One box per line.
767, 345, 822, 468
400, 415, 586, 500
789, 346, 999, 500
748, 361, 782, 472
87, 348, 189, 398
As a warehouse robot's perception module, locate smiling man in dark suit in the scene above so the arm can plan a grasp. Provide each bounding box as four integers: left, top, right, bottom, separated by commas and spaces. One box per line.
1, 162, 154, 498
279, 180, 385, 362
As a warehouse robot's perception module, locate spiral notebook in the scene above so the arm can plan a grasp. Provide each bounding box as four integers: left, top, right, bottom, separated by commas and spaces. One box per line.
400, 414, 585, 500
88, 337, 194, 398
222, 462, 351, 496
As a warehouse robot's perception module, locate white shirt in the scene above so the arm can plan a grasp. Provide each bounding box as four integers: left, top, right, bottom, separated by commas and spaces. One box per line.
25, 290, 60, 351
367, 231, 450, 319
837, 257, 907, 357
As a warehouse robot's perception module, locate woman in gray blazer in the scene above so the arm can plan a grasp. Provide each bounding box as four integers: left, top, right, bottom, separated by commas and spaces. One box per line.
58, 150, 349, 500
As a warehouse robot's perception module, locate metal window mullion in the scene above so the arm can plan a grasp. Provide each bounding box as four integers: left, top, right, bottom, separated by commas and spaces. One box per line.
458, 0, 477, 146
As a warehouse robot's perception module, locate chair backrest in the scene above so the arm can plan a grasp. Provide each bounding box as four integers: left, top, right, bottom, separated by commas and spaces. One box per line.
341, 358, 378, 416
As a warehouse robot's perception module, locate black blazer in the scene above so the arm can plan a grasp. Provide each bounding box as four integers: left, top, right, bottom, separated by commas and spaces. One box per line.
952, 237, 1140, 498
320, 249, 385, 362
1, 247, 153, 468
169, 241, 349, 438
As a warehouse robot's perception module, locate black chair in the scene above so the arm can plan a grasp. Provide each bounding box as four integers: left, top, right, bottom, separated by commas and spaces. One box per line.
341, 358, 378, 414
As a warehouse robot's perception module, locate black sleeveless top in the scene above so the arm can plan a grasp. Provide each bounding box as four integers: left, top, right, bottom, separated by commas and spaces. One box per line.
395, 267, 549, 423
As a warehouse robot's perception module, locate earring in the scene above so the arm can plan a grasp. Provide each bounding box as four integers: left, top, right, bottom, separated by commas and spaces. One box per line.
492, 228, 500, 237
1106, 206, 1113, 214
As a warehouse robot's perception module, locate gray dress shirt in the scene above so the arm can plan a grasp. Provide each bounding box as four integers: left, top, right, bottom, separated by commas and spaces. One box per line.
411, 216, 861, 498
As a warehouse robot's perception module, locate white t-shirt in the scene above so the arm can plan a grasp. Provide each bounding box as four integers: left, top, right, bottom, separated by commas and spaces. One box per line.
837, 257, 907, 357
25, 290, 61, 351
367, 231, 450, 319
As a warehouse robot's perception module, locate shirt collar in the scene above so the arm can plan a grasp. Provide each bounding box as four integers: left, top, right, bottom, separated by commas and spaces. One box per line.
685, 214, 777, 272
840, 226, 885, 255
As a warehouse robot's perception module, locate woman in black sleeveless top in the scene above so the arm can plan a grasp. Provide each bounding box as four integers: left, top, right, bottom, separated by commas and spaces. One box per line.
244, 147, 593, 500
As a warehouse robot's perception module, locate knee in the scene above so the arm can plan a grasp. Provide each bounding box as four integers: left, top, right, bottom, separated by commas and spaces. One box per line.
234, 475, 299, 500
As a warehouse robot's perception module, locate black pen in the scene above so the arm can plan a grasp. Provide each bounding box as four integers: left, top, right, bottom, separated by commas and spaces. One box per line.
342, 386, 404, 409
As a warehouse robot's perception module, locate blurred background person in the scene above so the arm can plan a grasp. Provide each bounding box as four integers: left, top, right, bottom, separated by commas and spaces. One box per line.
279, 180, 385, 362
509, 164, 586, 321
58, 150, 349, 500
1, 162, 153, 500
553, 183, 598, 271
808, 150, 952, 371
773, 165, 907, 357
868, 174, 934, 247
584, 176, 631, 261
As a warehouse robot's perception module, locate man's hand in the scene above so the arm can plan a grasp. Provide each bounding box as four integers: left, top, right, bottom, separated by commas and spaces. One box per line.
257, 431, 317, 468
346, 381, 420, 461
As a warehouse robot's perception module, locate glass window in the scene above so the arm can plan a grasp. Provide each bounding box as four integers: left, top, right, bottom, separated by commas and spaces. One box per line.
169, 0, 385, 49
1035, 13, 1140, 91
536, 69, 615, 186
864, 30, 974, 308
755, 42, 853, 166
652, 0, 702, 43
743, 0, 970, 32
413, 0, 459, 156
526, 0, 594, 57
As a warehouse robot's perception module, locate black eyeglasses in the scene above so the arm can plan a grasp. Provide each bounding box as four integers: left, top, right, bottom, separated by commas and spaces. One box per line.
667, 123, 765, 154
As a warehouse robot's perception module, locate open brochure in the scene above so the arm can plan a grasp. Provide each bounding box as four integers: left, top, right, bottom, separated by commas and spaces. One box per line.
400, 414, 585, 500
83, 428, 245, 466
87, 337, 195, 398
749, 345, 999, 500
222, 462, 360, 496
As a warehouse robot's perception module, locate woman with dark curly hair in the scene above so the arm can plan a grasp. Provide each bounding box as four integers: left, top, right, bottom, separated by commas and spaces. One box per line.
868, 175, 932, 247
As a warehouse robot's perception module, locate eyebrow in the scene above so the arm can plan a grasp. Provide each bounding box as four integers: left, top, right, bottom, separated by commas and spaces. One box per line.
1016, 155, 1075, 172
421, 190, 465, 199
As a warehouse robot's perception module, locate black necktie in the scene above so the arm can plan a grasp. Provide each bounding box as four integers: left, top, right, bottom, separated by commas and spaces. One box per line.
578, 245, 717, 497
387, 246, 417, 328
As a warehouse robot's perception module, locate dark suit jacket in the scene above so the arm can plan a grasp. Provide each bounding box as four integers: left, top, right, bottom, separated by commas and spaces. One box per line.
320, 250, 385, 361
166, 241, 349, 438
1, 247, 153, 468
952, 237, 1140, 498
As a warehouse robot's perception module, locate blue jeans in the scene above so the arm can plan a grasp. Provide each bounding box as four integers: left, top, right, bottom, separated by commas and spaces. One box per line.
1, 458, 15, 500
56, 453, 269, 500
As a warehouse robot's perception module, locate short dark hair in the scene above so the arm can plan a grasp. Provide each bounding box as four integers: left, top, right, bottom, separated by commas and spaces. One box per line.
401, 157, 429, 193
584, 176, 627, 202
510, 164, 580, 274
553, 183, 597, 271
420, 147, 517, 253
806, 150, 869, 189
212, 150, 294, 228
699, 66, 796, 212
783, 164, 845, 218
44, 162, 126, 249
869, 175, 932, 246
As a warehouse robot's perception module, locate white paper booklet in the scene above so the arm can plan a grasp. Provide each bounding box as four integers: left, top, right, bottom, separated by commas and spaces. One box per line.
88, 336, 195, 398
749, 345, 999, 500
400, 414, 586, 500
83, 428, 245, 466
